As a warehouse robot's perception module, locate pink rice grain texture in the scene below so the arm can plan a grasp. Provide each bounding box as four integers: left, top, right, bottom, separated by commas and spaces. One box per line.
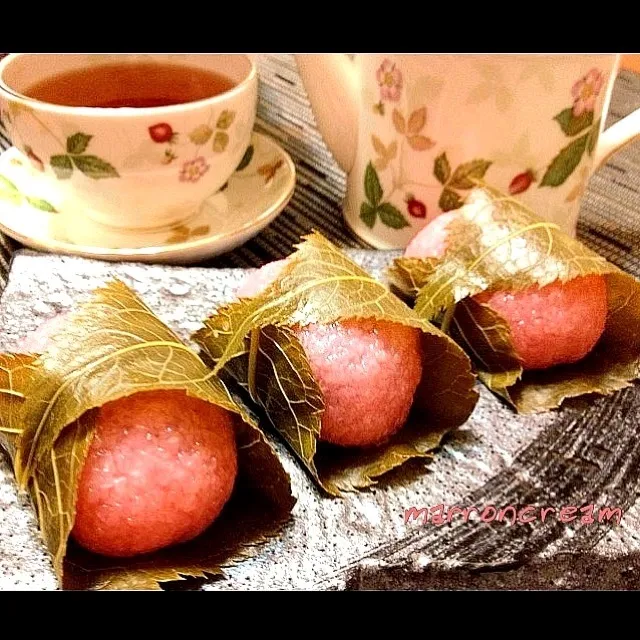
236, 260, 288, 298
238, 262, 424, 447
72, 390, 238, 558
296, 319, 423, 447
404, 211, 459, 259
475, 275, 608, 370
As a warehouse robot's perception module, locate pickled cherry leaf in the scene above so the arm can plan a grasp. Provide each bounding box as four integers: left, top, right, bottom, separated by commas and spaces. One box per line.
318, 329, 479, 494
62, 414, 294, 591
391, 184, 640, 413
502, 271, 640, 413
198, 233, 447, 370
0, 353, 38, 458
29, 411, 96, 578
388, 256, 439, 298
408, 186, 619, 321
200, 325, 324, 482
0, 280, 293, 589
195, 232, 477, 495
450, 298, 523, 394
14, 280, 247, 484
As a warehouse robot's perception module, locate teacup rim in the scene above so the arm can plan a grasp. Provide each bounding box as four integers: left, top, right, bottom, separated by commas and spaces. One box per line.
0, 53, 257, 117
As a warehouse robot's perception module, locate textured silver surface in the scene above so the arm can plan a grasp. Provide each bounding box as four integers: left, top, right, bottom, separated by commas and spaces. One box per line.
0, 249, 598, 591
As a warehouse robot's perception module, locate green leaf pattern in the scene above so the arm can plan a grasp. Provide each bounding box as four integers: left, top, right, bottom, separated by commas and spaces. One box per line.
359, 162, 409, 230
540, 135, 589, 187
358, 61, 606, 221
540, 76, 604, 188
66, 133, 92, 155
0, 174, 58, 212
50, 133, 119, 181
434, 152, 492, 212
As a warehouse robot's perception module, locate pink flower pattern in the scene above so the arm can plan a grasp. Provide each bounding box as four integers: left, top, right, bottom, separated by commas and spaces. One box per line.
179, 156, 210, 183
376, 59, 403, 102
571, 68, 604, 117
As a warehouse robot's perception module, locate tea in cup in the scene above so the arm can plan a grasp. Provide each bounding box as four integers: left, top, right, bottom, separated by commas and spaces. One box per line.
0, 54, 258, 231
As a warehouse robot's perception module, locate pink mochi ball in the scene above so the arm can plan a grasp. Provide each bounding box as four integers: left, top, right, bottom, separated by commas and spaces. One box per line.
20, 315, 239, 558
238, 263, 423, 447
405, 214, 609, 370
72, 390, 238, 557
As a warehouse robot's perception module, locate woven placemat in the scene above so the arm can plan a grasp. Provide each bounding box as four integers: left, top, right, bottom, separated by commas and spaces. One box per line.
1, 56, 639, 276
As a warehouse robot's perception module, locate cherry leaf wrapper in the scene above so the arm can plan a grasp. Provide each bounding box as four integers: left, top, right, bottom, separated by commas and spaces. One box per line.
194, 232, 477, 496
0, 280, 294, 590
0, 354, 38, 459
390, 185, 640, 414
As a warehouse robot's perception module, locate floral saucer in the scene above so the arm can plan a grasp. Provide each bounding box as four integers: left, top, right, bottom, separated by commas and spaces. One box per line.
0, 132, 295, 264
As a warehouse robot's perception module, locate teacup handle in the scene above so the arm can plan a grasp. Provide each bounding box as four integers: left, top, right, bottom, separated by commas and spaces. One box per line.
593, 107, 640, 168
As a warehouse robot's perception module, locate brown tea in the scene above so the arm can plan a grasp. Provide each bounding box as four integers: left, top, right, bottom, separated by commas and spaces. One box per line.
23, 62, 236, 108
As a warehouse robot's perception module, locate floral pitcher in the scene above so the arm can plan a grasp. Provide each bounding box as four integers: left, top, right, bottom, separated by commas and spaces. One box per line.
296, 54, 640, 248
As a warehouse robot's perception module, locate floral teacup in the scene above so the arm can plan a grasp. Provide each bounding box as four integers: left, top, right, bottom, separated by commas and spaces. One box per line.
0, 54, 257, 231
297, 54, 640, 246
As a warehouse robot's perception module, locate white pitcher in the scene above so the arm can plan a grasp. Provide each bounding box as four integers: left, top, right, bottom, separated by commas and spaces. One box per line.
297, 54, 640, 248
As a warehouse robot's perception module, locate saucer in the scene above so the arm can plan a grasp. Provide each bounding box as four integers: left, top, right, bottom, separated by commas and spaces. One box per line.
0, 132, 295, 264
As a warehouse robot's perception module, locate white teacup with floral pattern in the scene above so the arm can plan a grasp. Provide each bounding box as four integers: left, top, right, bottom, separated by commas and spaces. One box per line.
0, 54, 257, 231
297, 54, 640, 247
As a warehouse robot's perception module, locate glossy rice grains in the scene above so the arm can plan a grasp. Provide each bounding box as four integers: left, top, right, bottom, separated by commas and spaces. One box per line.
238, 263, 423, 446
72, 390, 238, 557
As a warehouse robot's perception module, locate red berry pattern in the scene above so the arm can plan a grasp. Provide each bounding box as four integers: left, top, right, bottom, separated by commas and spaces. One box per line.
509, 170, 536, 195
148, 123, 175, 144
407, 198, 427, 218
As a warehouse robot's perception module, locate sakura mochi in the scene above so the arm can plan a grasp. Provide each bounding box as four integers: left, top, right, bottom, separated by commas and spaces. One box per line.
20, 316, 239, 558
72, 390, 238, 557
404, 213, 609, 370
237, 263, 423, 446
473, 276, 607, 370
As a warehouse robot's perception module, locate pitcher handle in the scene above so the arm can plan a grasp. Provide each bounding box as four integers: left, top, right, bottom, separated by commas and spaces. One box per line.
593, 106, 640, 168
